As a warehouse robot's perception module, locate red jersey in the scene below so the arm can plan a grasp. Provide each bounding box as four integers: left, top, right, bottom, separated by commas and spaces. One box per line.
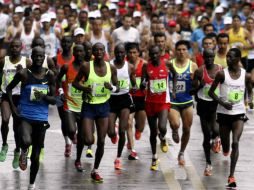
146, 60, 170, 103
130, 59, 146, 97
160, 53, 170, 62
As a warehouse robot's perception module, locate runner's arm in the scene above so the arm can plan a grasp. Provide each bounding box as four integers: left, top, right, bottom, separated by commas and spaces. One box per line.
57, 64, 68, 88
208, 70, 232, 110
189, 68, 202, 95
42, 70, 56, 105
140, 63, 148, 90
72, 62, 92, 93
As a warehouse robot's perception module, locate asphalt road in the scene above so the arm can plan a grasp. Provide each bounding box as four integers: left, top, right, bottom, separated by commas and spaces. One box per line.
0, 105, 254, 190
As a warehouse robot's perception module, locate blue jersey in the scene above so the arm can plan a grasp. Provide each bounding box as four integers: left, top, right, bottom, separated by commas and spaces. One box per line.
19, 69, 50, 121
169, 59, 193, 105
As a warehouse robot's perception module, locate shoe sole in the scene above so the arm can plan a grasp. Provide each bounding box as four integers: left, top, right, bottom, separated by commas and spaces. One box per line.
92, 179, 103, 183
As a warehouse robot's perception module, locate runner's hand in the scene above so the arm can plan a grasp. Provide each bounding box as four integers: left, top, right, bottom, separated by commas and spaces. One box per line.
34, 89, 46, 101
83, 85, 92, 93
222, 102, 233, 110
104, 82, 112, 90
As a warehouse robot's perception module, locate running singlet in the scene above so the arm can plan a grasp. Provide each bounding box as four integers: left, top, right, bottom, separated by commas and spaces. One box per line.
214, 53, 227, 68
217, 68, 246, 115
146, 60, 170, 103
84, 61, 111, 104
40, 28, 58, 57
229, 27, 248, 58
19, 69, 50, 121
56, 53, 75, 95
111, 60, 130, 95
20, 29, 35, 57
1, 56, 26, 94
129, 59, 146, 97
197, 65, 222, 101
63, 63, 83, 112
169, 59, 193, 105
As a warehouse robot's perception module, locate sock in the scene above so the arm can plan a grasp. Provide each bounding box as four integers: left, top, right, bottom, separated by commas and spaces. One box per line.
64, 136, 72, 145
152, 154, 158, 160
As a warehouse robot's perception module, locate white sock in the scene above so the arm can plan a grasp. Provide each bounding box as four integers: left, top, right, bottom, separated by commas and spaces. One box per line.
92, 168, 98, 173
152, 154, 158, 159
64, 136, 71, 145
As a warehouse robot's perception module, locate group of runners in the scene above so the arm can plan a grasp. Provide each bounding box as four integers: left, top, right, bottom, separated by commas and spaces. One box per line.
0, 0, 254, 190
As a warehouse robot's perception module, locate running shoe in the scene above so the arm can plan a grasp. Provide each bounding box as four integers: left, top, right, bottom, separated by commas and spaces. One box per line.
114, 159, 121, 170
150, 158, 159, 171
28, 184, 36, 190
64, 144, 72, 157
204, 164, 213, 176
135, 130, 142, 140
111, 124, 119, 144
27, 146, 32, 159
226, 177, 237, 189
19, 149, 28, 171
212, 137, 221, 153
178, 152, 185, 166
160, 139, 168, 153
74, 160, 84, 172
128, 150, 139, 160
39, 148, 44, 163
0, 144, 8, 162
12, 150, 20, 169
172, 130, 180, 144
91, 171, 103, 183
86, 148, 93, 158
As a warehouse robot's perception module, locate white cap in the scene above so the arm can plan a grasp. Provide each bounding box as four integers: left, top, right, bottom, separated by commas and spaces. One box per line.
41, 13, 51, 23
32, 4, 40, 11
133, 11, 141, 18
110, 0, 119, 3
49, 12, 56, 20
15, 6, 24, 13
88, 11, 95, 18
70, 3, 78, 10
94, 10, 101, 18
214, 6, 224, 14
197, 15, 203, 22
175, 0, 183, 5
160, 0, 167, 2
224, 17, 232, 25
109, 3, 117, 10
74, 27, 85, 36
220, 2, 229, 9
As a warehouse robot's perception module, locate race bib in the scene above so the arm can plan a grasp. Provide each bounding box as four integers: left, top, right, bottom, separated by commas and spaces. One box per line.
228, 90, 244, 103
92, 83, 107, 97
150, 79, 167, 93
69, 83, 82, 97
203, 85, 219, 98
118, 79, 129, 90
30, 86, 48, 101
170, 81, 186, 93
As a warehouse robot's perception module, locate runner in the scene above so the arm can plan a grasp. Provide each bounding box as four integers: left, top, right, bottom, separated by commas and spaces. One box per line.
208, 48, 253, 189
57, 44, 86, 170
53, 36, 74, 157
73, 42, 119, 182
168, 40, 198, 166
140, 45, 176, 170
190, 49, 222, 176
0, 38, 31, 169
6, 46, 56, 190
108, 43, 136, 170
125, 42, 147, 158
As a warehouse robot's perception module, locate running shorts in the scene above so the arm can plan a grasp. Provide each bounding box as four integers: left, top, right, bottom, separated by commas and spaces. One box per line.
145, 102, 170, 117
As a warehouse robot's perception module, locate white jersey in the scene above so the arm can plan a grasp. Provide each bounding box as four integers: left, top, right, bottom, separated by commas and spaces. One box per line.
0, 13, 10, 39
40, 29, 58, 58
90, 31, 109, 54
248, 32, 254, 59
111, 60, 130, 95
217, 68, 246, 115
20, 29, 35, 57
1, 56, 27, 95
